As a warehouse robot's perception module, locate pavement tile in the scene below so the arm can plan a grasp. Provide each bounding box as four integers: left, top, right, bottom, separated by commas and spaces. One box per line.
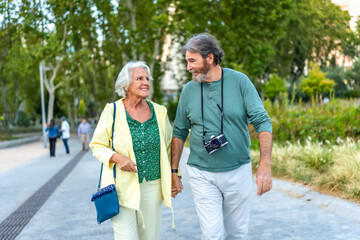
1, 140, 360, 239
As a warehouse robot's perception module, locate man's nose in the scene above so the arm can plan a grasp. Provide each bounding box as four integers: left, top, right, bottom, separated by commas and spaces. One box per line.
187, 63, 192, 71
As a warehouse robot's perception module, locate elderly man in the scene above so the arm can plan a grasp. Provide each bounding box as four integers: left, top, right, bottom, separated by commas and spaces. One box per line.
171, 33, 272, 240
77, 118, 92, 151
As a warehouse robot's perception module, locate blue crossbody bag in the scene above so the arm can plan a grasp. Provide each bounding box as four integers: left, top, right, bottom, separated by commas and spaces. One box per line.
91, 102, 119, 224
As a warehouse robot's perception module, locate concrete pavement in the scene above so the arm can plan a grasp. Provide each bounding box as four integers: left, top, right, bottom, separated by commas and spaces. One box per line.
0, 139, 360, 239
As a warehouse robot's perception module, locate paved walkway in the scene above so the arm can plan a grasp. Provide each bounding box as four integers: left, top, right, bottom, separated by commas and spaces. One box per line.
0, 139, 360, 239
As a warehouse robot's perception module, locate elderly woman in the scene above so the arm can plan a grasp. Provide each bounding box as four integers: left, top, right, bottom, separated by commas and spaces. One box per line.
90, 61, 175, 240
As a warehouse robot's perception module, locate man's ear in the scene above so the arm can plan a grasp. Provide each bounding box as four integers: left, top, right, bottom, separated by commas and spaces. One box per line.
207, 53, 215, 65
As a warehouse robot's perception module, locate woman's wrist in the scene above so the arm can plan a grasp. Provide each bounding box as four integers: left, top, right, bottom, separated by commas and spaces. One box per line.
110, 152, 120, 164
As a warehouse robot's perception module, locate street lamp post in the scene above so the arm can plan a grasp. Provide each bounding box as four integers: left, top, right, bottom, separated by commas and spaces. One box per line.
39, 61, 51, 148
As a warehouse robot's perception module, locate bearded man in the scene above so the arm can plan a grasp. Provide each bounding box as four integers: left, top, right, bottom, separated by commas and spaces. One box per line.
170, 33, 273, 240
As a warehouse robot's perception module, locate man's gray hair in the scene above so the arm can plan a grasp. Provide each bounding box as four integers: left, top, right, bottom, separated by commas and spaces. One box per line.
114, 61, 152, 97
182, 33, 224, 65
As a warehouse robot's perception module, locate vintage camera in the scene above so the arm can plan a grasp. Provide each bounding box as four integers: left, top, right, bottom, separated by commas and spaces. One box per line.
204, 134, 228, 154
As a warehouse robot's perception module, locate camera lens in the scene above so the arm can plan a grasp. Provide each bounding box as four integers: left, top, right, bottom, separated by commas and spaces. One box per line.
211, 138, 221, 149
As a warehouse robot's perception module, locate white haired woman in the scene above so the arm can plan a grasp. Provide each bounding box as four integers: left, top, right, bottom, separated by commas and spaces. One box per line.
90, 61, 178, 240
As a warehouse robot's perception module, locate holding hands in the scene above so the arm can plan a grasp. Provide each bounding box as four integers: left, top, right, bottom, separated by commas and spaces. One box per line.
171, 173, 183, 198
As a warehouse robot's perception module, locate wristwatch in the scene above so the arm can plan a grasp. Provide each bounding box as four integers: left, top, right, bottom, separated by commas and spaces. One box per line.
171, 169, 178, 173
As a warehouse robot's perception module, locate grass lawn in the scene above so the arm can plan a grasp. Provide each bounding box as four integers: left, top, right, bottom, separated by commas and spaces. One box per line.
251, 138, 360, 203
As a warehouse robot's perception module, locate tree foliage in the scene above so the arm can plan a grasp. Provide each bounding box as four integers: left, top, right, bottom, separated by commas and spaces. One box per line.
345, 59, 360, 91
173, 0, 291, 81
0, 0, 357, 127
300, 64, 335, 103
264, 74, 287, 101
268, 0, 351, 82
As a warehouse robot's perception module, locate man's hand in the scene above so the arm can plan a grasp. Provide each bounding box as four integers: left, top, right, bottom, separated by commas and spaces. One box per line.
171, 173, 183, 198
256, 131, 272, 196
256, 163, 272, 196
110, 153, 137, 173
171, 137, 185, 198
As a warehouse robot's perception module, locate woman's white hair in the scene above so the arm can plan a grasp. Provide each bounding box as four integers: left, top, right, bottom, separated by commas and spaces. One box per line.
114, 61, 152, 97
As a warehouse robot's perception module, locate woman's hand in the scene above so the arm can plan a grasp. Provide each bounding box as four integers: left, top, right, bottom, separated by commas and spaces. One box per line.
110, 153, 137, 173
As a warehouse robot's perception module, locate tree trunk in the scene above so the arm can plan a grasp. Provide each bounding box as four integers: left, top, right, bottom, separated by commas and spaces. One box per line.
126, 0, 138, 59
47, 90, 55, 123
0, 77, 10, 126
93, 58, 98, 94
148, 28, 163, 99
67, 101, 75, 132
43, 61, 62, 124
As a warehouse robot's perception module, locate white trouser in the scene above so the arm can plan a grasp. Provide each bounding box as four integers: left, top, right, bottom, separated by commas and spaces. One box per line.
187, 162, 252, 240
111, 179, 163, 240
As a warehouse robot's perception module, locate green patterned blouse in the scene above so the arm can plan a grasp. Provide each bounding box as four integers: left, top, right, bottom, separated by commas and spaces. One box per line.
126, 101, 161, 183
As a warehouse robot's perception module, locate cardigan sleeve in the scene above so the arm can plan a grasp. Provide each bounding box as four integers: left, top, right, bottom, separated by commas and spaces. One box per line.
89, 103, 116, 167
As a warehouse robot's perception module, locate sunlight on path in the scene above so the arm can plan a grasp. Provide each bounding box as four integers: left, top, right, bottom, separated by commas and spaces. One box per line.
0, 140, 50, 174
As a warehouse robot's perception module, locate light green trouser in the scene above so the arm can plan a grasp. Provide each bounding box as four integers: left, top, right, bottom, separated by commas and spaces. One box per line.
111, 179, 163, 240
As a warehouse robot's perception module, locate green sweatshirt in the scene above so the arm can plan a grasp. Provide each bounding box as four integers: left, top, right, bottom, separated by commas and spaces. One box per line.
173, 68, 272, 172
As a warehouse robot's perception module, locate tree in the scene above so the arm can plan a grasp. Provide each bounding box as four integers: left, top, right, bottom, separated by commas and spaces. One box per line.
300, 64, 335, 104
0, 0, 21, 125
345, 59, 360, 91
268, 0, 351, 82
323, 65, 347, 97
173, 0, 291, 81
93, 0, 173, 100
42, 29, 68, 123
264, 74, 287, 102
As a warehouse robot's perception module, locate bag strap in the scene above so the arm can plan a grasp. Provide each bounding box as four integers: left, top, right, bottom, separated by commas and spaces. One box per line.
97, 102, 117, 191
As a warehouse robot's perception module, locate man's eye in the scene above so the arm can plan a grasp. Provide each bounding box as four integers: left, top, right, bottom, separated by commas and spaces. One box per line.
137, 77, 142, 80
146, 78, 150, 81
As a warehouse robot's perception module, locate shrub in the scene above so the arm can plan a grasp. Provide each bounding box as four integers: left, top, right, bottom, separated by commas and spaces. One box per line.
264, 74, 287, 101
344, 90, 360, 98
300, 64, 335, 104
252, 98, 360, 144
15, 111, 30, 127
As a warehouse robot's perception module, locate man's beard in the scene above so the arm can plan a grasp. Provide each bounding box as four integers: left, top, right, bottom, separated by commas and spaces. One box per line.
190, 60, 211, 83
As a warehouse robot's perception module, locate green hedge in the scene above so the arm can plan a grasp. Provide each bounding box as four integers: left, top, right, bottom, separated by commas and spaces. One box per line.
250, 98, 360, 144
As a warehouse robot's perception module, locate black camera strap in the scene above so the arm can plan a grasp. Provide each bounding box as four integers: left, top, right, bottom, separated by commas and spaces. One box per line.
201, 67, 224, 146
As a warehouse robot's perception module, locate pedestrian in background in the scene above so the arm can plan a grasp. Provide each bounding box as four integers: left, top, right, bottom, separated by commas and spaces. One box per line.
45, 119, 60, 157
60, 116, 70, 154
77, 118, 92, 151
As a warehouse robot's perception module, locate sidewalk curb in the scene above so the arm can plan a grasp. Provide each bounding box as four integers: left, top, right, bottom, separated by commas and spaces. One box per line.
0, 136, 41, 149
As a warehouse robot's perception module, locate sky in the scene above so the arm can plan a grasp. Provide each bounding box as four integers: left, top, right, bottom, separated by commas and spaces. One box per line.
332, 0, 360, 30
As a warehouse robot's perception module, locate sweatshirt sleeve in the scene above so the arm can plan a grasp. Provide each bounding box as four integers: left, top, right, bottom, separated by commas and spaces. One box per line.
89, 103, 116, 167
241, 75, 272, 134
172, 90, 190, 142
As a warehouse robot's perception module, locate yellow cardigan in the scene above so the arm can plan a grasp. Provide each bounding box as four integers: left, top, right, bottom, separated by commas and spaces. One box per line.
89, 98, 173, 210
